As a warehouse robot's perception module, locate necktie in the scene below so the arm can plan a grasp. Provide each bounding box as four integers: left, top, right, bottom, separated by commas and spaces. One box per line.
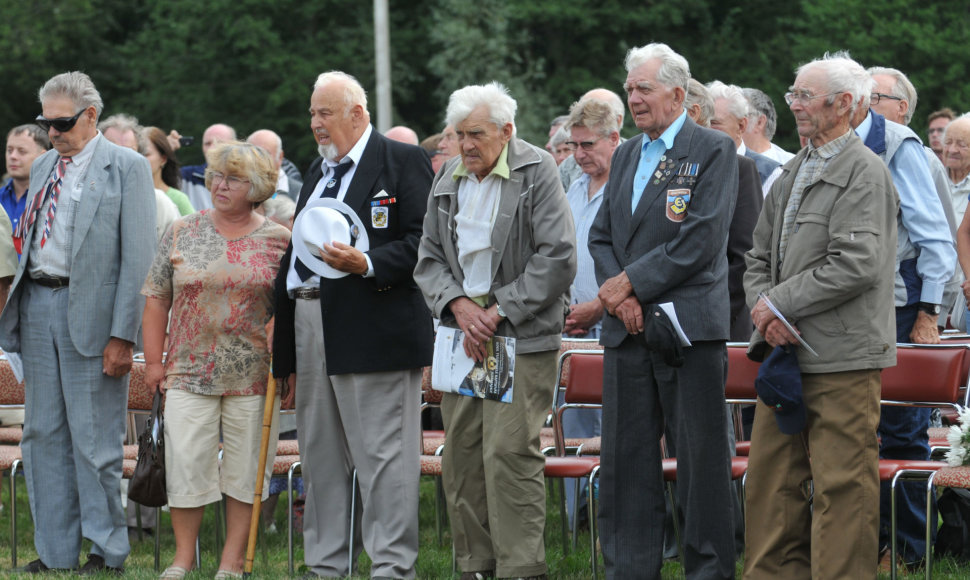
13, 156, 71, 253
296, 161, 354, 281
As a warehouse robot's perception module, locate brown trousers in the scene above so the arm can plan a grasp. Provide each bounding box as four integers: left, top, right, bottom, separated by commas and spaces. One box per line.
743, 368, 882, 580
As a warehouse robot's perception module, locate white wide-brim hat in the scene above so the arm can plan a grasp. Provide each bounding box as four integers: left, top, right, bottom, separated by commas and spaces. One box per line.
292, 197, 370, 279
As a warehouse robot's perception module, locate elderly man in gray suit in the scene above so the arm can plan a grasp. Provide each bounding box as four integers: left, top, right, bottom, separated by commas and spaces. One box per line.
589, 43, 738, 579
0, 71, 156, 575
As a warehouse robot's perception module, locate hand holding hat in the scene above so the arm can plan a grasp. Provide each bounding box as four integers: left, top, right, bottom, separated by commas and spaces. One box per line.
292, 197, 370, 279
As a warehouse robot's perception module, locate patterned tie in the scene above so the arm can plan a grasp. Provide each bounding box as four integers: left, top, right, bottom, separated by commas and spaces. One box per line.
296, 161, 354, 281
12, 156, 72, 253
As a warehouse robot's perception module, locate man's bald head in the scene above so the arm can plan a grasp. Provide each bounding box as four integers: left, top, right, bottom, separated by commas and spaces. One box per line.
203, 123, 236, 154
384, 125, 419, 145
247, 129, 283, 169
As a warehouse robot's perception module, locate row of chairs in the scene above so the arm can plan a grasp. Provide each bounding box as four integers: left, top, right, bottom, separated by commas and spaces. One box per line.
543, 341, 970, 579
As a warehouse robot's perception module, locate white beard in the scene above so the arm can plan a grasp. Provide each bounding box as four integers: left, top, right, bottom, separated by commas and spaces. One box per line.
318, 143, 339, 161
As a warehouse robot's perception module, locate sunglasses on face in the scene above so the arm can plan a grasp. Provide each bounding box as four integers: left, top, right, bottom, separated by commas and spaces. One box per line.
35, 109, 85, 133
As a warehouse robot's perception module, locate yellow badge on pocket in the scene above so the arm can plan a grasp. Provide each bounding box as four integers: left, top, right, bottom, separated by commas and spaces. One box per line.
371, 206, 388, 229
665, 189, 691, 222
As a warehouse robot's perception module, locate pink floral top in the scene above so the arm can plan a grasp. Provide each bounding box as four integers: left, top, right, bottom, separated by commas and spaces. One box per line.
142, 211, 290, 396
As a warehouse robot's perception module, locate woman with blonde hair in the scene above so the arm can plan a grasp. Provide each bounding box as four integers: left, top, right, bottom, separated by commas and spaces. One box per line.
142, 141, 290, 579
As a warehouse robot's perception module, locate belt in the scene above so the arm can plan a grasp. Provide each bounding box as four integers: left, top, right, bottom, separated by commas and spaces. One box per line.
31, 275, 70, 288
293, 287, 320, 300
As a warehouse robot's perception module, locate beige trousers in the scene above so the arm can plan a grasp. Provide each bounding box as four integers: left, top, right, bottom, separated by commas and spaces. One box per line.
441, 349, 557, 578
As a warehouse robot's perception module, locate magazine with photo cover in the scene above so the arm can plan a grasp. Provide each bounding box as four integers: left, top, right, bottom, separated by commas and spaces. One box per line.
431, 326, 516, 403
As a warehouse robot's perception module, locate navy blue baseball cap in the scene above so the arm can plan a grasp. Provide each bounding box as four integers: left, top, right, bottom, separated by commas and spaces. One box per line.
755, 346, 805, 435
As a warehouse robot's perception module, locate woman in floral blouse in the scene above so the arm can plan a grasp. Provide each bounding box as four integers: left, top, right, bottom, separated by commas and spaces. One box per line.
141, 141, 290, 580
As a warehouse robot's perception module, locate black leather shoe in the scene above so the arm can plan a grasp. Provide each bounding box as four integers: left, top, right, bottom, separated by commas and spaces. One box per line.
77, 554, 124, 576
20, 559, 53, 574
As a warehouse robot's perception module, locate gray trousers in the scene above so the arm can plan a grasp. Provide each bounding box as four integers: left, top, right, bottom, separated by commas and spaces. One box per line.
294, 298, 420, 579
20, 282, 130, 568
598, 338, 735, 580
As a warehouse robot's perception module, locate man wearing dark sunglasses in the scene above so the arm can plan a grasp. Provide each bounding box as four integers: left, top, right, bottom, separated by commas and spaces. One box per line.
0, 71, 156, 575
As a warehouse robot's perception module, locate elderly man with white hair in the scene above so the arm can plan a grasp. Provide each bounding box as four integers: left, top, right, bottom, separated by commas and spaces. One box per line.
272, 70, 434, 579
588, 43, 739, 579
247, 129, 302, 201
741, 87, 795, 164
415, 82, 576, 580
708, 80, 781, 190
743, 53, 899, 579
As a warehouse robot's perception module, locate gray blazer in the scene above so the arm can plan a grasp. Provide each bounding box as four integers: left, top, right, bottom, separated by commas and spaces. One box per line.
0, 138, 156, 356
589, 116, 738, 347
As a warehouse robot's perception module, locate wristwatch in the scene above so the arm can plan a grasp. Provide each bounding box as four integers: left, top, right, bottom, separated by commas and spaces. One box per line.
495, 303, 507, 318
918, 302, 941, 316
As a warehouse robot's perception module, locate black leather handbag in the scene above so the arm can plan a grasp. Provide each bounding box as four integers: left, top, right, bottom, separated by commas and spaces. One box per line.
128, 390, 167, 507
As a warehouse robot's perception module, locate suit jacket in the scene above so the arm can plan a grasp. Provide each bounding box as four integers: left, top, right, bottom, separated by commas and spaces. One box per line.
744, 147, 781, 187
0, 138, 156, 356
589, 116, 738, 347
728, 155, 763, 341
272, 130, 434, 377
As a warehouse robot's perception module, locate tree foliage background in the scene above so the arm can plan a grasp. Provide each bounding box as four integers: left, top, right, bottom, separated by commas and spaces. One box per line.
1, 0, 968, 173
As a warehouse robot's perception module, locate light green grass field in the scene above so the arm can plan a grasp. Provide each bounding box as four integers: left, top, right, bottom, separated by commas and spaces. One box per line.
0, 476, 968, 578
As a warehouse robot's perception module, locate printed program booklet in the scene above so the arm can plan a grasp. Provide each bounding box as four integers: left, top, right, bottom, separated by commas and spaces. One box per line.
432, 326, 516, 403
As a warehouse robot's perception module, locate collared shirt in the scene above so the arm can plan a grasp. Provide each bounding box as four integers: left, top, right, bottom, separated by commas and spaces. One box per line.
632, 110, 687, 212
28, 132, 102, 279
950, 174, 970, 226
856, 112, 955, 304
565, 172, 604, 339
453, 143, 510, 297
286, 124, 374, 293
0, 179, 27, 239
778, 129, 853, 264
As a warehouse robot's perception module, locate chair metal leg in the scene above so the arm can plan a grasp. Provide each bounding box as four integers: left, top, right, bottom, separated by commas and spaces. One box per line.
891, 472, 899, 580
588, 466, 599, 580
154, 506, 161, 571
570, 479, 582, 550
10, 458, 20, 568
925, 472, 936, 580
349, 469, 358, 575
666, 480, 683, 562
288, 461, 301, 577
556, 477, 569, 554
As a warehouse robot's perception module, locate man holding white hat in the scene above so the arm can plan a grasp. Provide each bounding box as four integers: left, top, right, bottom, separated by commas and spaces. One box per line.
272, 70, 434, 579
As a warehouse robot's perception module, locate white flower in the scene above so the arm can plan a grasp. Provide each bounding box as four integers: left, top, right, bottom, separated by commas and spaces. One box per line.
947, 444, 967, 467
959, 405, 970, 427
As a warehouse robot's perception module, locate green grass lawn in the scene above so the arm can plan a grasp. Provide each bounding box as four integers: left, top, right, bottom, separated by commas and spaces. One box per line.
1, 475, 969, 578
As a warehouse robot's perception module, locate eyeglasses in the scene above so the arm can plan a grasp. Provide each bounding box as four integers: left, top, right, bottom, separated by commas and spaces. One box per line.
565, 137, 604, 151
870, 92, 903, 105
783, 90, 842, 106
35, 109, 85, 133
209, 171, 251, 191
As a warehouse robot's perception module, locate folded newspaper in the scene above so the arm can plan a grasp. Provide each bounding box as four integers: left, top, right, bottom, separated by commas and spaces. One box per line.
432, 326, 515, 403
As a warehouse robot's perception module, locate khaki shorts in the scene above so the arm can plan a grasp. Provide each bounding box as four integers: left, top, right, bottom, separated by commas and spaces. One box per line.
163, 389, 280, 508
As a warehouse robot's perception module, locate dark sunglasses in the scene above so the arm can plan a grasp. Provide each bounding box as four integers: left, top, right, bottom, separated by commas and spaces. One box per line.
35, 109, 85, 133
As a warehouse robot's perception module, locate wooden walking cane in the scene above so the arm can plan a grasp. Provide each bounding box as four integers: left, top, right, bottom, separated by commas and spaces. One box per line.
244, 371, 277, 578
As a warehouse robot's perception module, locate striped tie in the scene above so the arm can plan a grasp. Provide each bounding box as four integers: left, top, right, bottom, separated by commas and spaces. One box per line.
12, 156, 71, 253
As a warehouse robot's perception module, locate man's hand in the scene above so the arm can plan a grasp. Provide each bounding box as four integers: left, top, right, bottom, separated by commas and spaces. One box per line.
281, 374, 297, 408
910, 311, 941, 344
763, 319, 800, 348
598, 271, 634, 315
449, 297, 502, 360
166, 130, 182, 152
319, 241, 368, 276
564, 299, 605, 336
615, 296, 644, 335
103, 337, 134, 377
963, 279, 970, 308
750, 296, 778, 336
